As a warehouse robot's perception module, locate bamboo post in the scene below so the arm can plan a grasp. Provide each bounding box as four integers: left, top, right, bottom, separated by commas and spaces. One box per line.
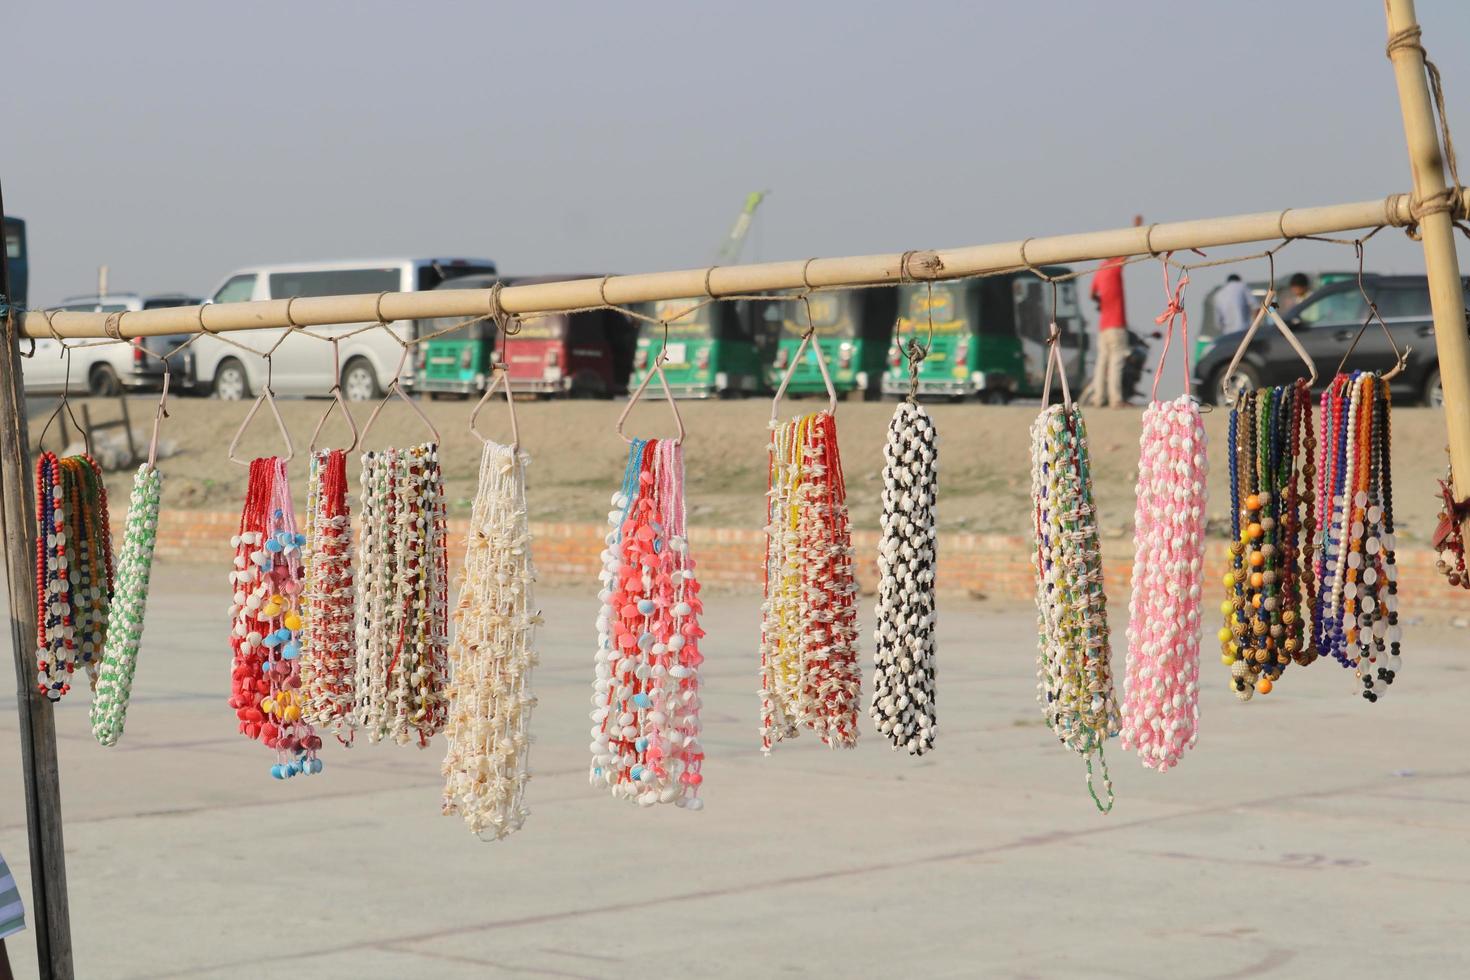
1384, 0, 1470, 539
0, 180, 75, 979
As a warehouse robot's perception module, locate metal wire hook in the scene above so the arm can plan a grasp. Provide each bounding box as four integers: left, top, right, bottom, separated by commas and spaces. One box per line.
1337, 239, 1410, 379
309, 337, 360, 454
228, 349, 294, 466
38, 345, 90, 456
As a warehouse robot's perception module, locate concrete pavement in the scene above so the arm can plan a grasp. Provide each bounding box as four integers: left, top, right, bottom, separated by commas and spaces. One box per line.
3, 563, 1469, 978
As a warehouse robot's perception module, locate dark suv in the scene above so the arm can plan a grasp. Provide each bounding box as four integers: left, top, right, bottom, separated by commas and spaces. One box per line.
1193, 274, 1470, 406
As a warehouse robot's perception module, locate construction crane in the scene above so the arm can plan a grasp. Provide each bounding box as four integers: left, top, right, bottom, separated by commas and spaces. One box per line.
715, 190, 768, 264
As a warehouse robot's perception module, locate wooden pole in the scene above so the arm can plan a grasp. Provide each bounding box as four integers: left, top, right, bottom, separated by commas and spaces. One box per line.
1384, 0, 1470, 539
0, 181, 75, 979
15, 191, 1444, 341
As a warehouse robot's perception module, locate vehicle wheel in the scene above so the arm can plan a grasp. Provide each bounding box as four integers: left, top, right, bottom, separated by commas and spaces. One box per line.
89, 364, 122, 397
212, 358, 249, 401
341, 358, 380, 402
1423, 368, 1443, 408
981, 389, 1011, 405
1213, 363, 1260, 407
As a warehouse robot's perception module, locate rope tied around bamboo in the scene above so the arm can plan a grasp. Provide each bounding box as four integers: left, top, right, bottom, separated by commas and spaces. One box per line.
1386, 25, 1470, 240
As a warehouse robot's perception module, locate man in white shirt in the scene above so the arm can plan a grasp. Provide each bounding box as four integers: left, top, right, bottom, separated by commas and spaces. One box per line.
1214, 274, 1256, 334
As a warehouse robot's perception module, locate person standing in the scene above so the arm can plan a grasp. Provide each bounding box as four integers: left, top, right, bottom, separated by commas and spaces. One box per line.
0, 848, 22, 980
1286, 272, 1312, 308
1087, 254, 1130, 407
1213, 274, 1256, 335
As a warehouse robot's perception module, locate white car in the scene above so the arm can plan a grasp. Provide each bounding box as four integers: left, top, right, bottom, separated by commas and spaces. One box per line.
192, 258, 497, 400
26, 293, 198, 396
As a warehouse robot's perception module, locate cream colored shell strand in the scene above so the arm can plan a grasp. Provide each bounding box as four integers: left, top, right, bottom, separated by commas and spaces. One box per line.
442, 440, 541, 840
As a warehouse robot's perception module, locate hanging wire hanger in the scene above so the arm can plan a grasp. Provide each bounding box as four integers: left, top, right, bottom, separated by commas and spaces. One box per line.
616, 316, 685, 445
308, 337, 360, 454
128, 337, 192, 470
769, 273, 839, 420
470, 290, 521, 449
1221, 250, 1319, 400
359, 324, 441, 447
1039, 279, 1074, 412
896, 252, 935, 404
1334, 239, 1410, 380
228, 348, 295, 465
37, 343, 91, 457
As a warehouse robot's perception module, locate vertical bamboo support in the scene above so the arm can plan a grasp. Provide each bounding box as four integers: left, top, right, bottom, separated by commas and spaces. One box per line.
1384, 0, 1470, 539
0, 182, 75, 980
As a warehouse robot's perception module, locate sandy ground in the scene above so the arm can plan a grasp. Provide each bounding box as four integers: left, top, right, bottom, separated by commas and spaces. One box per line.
2, 564, 1469, 978
28, 396, 1459, 543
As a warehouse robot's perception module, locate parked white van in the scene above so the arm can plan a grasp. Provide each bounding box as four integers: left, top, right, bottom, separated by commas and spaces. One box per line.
192, 258, 496, 399
27, 293, 198, 396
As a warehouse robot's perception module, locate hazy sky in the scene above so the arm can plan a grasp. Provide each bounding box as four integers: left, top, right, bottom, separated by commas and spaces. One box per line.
8, 0, 1470, 383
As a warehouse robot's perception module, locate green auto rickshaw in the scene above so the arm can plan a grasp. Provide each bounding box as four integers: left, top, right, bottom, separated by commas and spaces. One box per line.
882, 270, 1087, 402
629, 297, 763, 398
762, 288, 897, 400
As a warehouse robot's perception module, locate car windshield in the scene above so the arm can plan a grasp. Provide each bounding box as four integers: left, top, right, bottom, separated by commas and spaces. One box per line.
780, 292, 853, 337
1291, 287, 1367, 327
897, 284, 965, 335
650, 299, 714, 337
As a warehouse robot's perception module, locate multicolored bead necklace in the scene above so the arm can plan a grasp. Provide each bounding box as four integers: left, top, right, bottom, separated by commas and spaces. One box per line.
1121, 263, 1206, 772
227, 457, 323, 778
590, 438, 707, 809
34, 452, 113, 701
354, 443, 450, 746
1219, 380, 1318, 700
1431, 449, 1469, 590
442, 439, 540, 839
870, 400, 939, 756
1030, 402, 1119, 811
91, 463, 162, 745
300, 449, 358, 745
759, 410, 861, 752
1315, 374, 1401, 701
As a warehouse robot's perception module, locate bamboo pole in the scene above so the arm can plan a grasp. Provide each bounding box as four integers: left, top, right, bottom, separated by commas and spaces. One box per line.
1, 181, 75, 980
1384, 0, 1470, 540
16, 192, 1446, 341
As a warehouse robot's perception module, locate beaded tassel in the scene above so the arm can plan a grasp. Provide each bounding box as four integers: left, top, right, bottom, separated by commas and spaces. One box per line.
1219, 381, 1318, 701
300, 449, 357, 745
759, 411, 860, 752
870, 401, 938, 755
443, 440, 541, 839
1120, 395, 1206, 772
1315, 375, 1400, 701
354, 443, 450, 746
35, 452, 112, 701
1030, 404, 1119, 811
227, 458, 323, 779
590, 439, 707, 809
90, 464, 162, 745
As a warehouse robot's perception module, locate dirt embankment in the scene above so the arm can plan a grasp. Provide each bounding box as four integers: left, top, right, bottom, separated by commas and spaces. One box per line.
34, 396, 1457, 544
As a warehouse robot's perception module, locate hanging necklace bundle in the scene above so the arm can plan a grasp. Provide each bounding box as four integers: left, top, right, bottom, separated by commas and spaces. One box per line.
591, 436, 707, 809
443, 437, 539, 839
354, 442, 450, 745
90, 463, 162, 745
300, 449, 357, 745
1314, 373, 1401, 701
34, 452, 113, 702
759, 397, 861, 752
1220, 381, 1318, 700
870, 399, 939, 755
1029, 332, 1118, 812
1432, 449, 1469, 590
227, 457, 323, 778
1121, 262, 1205, 772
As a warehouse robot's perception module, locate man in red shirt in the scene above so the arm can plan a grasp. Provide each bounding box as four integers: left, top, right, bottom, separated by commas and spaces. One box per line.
1086, 219, 1139, 407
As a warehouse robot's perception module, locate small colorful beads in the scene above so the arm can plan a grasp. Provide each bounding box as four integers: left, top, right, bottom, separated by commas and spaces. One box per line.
442, 439, 541, 839
354, 443, 450, 746
35, 452, 112, 702
1031, 403, 1119, 811
91, 463, 162, 746
227, 457, 322, 779
870, 401, 938, 755
300, 449, 357, 745
590, 438, 706, 809
1432, 447, 1470, 590
759, 411, 861, 752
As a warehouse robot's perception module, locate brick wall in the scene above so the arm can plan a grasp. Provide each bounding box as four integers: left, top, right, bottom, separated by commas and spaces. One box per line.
139, 510, 1468, 619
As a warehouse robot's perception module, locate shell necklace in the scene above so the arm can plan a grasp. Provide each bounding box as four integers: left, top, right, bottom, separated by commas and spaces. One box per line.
759, 411, 860, 752
90, 463, 162, 745
300, 449, 358, 745
590, 439, 707, 809
870, 400, 939, 755
443, 439, 541, 838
